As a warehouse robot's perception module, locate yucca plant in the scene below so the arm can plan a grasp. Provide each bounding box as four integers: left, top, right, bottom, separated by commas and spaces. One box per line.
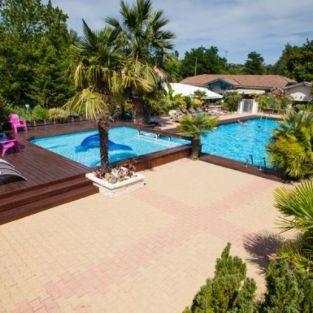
178, 114, 217, 159
267, 108, 313, 179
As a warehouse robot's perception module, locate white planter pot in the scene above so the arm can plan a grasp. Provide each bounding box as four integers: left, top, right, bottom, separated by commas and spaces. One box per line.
86, 172, 145, 197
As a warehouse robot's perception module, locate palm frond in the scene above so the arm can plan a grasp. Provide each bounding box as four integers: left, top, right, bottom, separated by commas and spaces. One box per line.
178, 114, 218, 138
274, 179, 313, 232
64, 89, 109, 120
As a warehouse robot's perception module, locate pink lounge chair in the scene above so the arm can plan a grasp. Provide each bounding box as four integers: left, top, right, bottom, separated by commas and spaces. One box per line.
9, 114, 28, 134
0, 138, 17, 157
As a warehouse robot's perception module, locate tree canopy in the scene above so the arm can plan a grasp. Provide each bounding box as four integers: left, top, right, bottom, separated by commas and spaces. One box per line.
244, 51, 265, 74
273, 40, 313, 82
180, 46, 227, 77
0, 0, 74, 107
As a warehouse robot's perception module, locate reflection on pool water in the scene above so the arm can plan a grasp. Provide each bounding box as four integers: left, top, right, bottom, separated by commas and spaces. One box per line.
201, 118, 278, 167
31, 127, 189, 167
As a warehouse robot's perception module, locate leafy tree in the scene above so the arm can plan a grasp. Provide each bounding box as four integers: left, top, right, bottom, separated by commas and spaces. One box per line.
267, 107, 313, 179
226, 63, 244, 74
180, 46, 227, 77
274, 40, 313, 82
184, 243, 257, 313
178, 114, 217, 159
0, 0, 74, 107
244, 51, 265, 74
162, 51, 182, 82
106, 0, 174, 123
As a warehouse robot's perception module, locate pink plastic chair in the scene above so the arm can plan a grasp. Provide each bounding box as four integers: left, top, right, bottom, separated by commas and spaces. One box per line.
1, 140, 16, 157
9, 114, 28, 134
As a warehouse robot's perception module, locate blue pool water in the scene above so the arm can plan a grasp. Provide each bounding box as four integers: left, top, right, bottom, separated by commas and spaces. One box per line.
201, 118, 278, 167
31, 127, 188, 167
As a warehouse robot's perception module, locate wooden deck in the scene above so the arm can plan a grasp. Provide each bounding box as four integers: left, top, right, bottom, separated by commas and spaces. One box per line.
0, 120, 193, 224
0, 120, 97, 197
0, 121, 99, 224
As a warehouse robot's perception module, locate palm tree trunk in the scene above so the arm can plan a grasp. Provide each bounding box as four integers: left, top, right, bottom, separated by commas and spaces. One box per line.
98, 116, 110, 172
191, 136, 201, 160
132, 98, 146, 124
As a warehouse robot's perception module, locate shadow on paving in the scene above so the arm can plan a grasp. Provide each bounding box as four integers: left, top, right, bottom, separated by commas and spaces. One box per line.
243, 232, 284, 274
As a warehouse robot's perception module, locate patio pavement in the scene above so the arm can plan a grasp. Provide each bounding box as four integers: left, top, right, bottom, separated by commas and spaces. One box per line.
0, 159, 287, 313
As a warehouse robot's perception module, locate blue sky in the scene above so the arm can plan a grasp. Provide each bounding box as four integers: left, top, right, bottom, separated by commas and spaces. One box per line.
50, 0, 313, 64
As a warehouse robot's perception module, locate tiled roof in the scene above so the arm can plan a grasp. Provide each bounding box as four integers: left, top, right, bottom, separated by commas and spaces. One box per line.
180, 74, 296, 89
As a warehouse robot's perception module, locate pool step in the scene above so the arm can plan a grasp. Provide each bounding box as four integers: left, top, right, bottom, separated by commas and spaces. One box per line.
0, 175, 99, 224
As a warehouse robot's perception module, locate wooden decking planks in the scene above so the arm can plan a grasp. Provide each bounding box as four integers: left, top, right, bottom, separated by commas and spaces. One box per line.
0, 120, 96, 197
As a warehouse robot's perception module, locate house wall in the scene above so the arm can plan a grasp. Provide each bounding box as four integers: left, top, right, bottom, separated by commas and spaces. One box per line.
287, 85, 312, 102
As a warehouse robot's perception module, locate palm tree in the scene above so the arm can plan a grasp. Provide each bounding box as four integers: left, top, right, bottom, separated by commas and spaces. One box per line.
275, 180, 313, 232
274, 180, 313, 270
178, 114, 217, 159
267, 108, 313, 179
65, 20, 157, 172
106, 0, 174, 123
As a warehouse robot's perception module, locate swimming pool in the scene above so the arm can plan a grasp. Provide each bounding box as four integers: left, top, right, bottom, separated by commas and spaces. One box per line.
31, 127, 189, 167
201, 118, 278, 167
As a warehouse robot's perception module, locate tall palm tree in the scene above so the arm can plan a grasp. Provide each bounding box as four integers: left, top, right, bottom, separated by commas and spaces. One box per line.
267, 108, 313, 179
65, 20, 157, 172
106, 0, 174, 123
178, 114, 217, 159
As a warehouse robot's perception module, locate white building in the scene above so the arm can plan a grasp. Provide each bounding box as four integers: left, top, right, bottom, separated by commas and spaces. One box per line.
286, 82, 313, 103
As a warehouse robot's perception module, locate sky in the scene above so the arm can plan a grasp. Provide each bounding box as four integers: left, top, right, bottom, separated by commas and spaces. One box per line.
50, 0, 313, 64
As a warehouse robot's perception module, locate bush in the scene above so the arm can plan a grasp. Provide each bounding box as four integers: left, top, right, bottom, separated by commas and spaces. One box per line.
267, 108, 313, 179
223, 92, 242, 112
31, 105, 49, 121
184, 244, 313, 313
48, 108, 69, 120
184, 243, 257, 313
260, 260, 313, 313
257, 94, 291, 112
192, 98, 203, 108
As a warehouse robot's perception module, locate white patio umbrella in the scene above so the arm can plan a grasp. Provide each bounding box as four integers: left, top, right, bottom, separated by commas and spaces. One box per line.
166, 83, 222, 100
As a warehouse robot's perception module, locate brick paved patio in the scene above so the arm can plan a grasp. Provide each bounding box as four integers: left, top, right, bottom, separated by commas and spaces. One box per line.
0, 159, 286, 313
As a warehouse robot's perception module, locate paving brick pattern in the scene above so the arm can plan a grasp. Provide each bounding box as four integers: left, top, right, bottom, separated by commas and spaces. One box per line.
0, 159, 285, 313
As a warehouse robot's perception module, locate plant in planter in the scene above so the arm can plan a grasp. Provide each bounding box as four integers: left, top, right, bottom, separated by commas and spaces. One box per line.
94, 162, 136, 184
178, 114, 217, 159
48, 108, 70, 123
